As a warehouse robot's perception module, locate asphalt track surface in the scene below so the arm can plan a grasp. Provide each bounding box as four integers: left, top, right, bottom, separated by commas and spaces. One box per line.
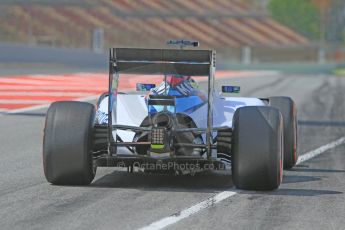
1, 73, 345, 230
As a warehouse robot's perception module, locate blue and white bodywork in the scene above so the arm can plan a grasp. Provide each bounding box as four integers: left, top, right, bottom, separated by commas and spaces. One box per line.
96, 92, 266, 163
42, 43, 295, 190
91, 46, 271, 169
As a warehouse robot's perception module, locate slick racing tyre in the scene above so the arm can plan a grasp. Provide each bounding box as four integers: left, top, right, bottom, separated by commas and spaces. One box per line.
43, 101, 96, 185
269, 96, 298, 169
232, 106, 283, 190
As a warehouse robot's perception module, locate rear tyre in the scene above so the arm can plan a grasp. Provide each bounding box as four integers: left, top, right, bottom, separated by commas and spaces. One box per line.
232, 106, 283, 190
269, 97, 298, 169
43, 101, 96, 185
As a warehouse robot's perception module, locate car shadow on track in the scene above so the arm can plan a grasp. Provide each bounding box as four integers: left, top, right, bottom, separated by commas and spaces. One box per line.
243, 172, 343, 196
257, 188, 342, 196
298, 120, 345, 127
240, 188, 342, 197
282, 175, 322, 184
288, 168, 345, 173
91, 170, 234, 192
87, 171, 343, 197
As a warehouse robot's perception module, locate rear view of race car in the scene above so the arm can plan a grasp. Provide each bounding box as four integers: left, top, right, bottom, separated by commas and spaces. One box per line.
43, 42, 298, 190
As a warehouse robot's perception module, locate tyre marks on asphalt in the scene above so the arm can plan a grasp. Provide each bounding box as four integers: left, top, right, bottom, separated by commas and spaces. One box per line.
139, 191, 238, 230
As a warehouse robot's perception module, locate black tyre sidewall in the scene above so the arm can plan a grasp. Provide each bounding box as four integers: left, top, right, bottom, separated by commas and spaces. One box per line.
43, 101, 96, 185
269, 97, 298, 169
232, 106, 283, 190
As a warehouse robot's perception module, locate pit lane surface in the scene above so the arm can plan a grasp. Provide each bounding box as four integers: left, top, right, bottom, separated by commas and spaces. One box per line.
1, 73, 345, 230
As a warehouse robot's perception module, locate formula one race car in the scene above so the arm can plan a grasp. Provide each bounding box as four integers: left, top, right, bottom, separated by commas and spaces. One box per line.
43, 41, 298, 190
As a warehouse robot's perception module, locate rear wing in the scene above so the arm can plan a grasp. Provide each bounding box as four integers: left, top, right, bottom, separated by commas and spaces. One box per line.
108, 48, 216, 158
112, 48, 213, 76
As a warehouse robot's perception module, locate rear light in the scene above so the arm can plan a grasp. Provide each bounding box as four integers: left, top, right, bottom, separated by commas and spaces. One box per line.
151, 127, 166, 150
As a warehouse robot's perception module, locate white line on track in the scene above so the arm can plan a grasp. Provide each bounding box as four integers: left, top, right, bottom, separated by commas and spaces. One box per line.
138, 191, 237, 230
138, 136, 345, 230
296, 136, 345, 165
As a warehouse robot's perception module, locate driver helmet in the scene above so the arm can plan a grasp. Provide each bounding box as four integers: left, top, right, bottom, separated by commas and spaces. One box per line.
166, 74, 190, 87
